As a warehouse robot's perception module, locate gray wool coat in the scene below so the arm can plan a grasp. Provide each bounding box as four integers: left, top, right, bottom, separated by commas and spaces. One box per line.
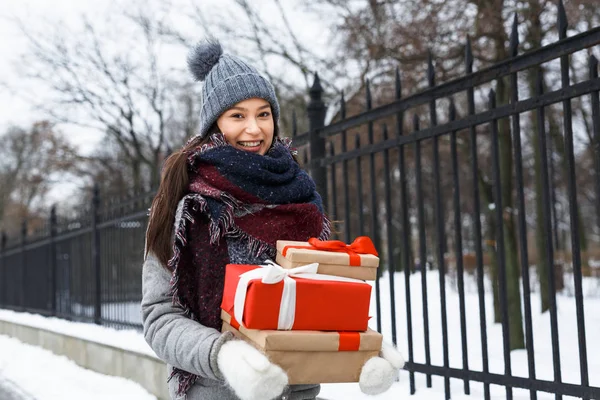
141, 249, 321, 400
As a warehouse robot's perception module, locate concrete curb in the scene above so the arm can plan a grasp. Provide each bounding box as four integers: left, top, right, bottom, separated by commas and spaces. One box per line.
0, 320, 169, 400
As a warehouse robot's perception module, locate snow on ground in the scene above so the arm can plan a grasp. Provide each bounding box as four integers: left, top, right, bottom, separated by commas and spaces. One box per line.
363, 269, 600, 400
0, 269, 599, 399
0, 334, 156, 400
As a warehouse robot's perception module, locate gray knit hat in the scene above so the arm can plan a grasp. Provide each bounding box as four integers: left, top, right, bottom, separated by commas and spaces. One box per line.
188, 39, 280, 138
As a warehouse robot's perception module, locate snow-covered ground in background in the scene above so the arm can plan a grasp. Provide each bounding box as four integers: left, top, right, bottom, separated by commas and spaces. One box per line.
356, 269, 600, 400
1, 269, 599, 399
0, 308, 154, 357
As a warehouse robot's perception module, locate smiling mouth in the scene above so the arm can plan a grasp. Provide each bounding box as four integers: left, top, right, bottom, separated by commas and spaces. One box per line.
238, 140, 262, 148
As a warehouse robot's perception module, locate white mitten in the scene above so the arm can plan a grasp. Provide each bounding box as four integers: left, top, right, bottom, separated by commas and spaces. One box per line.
217, 340, 289, 400
359, 356, 396, 395
380, 340, 405, 369
359, 341, 405, 395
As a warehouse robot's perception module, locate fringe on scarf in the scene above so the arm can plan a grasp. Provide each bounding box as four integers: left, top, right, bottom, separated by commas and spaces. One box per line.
167, 193, 208, 318
168, 367, 197, 399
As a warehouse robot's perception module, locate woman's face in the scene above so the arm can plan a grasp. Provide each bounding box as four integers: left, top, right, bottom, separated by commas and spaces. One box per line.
216, 97, 275, 155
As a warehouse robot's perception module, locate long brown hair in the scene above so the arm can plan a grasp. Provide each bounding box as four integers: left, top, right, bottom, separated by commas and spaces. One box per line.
145, 122, 281, 267
144, 134, 212, 266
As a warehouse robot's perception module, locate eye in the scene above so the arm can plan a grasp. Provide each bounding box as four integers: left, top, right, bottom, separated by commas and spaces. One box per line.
259, 111, 271, 118
230, 113, 244, 119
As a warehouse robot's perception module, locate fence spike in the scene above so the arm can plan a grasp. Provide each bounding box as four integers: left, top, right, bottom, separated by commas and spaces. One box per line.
310, 72, 323, 96
93, 183, 100, 207
292, 109, 297, 137
427, 51, 435, 87
558, 0, 568, 39
21, 219, 27, 240
382, 124, 389, 141
395, 68, 402, 100
50, 205, 57, 230
355, 133, 361, 148
465, 36, 473, 73
302, 150, 309, 167
340, 91, 346, 119
589, 55, 598, 79
449, 99, 457, 121
413, 114, 420, 131
537, 69, 545, 95
488, 89, 496, 108
510, 14, 519, 57
366, 79, 372, 110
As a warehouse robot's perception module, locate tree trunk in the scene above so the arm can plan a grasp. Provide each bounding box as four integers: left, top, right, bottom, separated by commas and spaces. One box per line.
491, 13, 525, 348
468, 0, 525, 348
485, 209, 501, 323
531, 97, 551, 312
478, 174, 501, 322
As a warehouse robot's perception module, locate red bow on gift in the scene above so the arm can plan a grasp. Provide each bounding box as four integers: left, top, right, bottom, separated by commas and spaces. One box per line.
283, 236, 378, 266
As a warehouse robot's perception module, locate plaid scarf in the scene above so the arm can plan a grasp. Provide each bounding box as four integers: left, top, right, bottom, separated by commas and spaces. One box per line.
168, 134, 330, 395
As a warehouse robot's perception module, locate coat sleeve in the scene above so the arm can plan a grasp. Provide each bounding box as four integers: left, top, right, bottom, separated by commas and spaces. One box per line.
141, 252, 233, 381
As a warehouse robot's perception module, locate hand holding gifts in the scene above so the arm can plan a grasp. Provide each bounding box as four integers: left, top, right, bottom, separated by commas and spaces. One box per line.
275, 236, 380, 280
222, 310, 383, 384
219, 259, 391, 385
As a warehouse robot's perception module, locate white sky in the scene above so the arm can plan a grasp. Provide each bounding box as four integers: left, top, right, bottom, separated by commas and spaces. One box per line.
0, 0, 119, 153
0, 0, 333, 153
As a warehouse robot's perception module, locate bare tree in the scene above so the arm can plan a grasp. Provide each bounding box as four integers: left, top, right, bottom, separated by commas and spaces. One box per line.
0, 121, 78, 234
10, 4, 192, 191
304, 0, 476, 93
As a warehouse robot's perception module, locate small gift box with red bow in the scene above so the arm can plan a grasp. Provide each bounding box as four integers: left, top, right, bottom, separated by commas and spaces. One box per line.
275, 237, 380, 281
220, 261, 372, 331
221, 310, 382, 384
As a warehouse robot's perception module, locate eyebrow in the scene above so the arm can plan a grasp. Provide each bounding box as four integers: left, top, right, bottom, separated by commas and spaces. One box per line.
228, 104, 271, 112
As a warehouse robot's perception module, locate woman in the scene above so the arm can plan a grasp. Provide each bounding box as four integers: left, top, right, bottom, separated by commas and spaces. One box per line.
142, 39, 403, 400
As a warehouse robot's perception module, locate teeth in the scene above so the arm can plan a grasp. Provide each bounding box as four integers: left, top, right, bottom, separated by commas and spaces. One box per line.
239, 141, 261, 147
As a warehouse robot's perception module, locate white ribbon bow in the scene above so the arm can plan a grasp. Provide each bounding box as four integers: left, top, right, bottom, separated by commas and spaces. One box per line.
233, 260, 366, 330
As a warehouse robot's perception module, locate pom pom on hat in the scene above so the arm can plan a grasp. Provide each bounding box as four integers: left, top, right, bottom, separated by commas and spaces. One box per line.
187, 39, 223, 81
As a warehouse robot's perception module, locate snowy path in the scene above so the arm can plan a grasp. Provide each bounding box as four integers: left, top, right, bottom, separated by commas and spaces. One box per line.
0, 334, 157, 400
0, 374, 34, 400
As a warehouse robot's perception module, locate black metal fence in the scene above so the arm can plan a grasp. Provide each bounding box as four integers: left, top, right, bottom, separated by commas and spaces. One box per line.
0, 188, 153, 329
1, 1, 600, 399
292, 2, 600, 399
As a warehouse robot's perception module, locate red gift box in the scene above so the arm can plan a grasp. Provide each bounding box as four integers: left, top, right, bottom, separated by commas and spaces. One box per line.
220, 262, 371, 331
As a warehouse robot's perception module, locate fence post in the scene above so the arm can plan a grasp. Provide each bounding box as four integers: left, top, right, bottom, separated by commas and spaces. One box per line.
50, 205, 57, 316
20, 219, 27, 311
0, 231, 6, 307
91, 184, 102, 325
307, 73, 328, 211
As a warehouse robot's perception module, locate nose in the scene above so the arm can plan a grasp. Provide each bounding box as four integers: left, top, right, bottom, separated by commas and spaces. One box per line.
245, 118, 261, 135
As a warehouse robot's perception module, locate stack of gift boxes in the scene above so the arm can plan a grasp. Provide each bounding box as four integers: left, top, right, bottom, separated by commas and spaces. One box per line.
220, 236, 383, 384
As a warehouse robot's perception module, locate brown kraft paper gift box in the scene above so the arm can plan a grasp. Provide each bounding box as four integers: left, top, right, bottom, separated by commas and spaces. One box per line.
221, 310, 382, 384
275, 239, 379, 281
